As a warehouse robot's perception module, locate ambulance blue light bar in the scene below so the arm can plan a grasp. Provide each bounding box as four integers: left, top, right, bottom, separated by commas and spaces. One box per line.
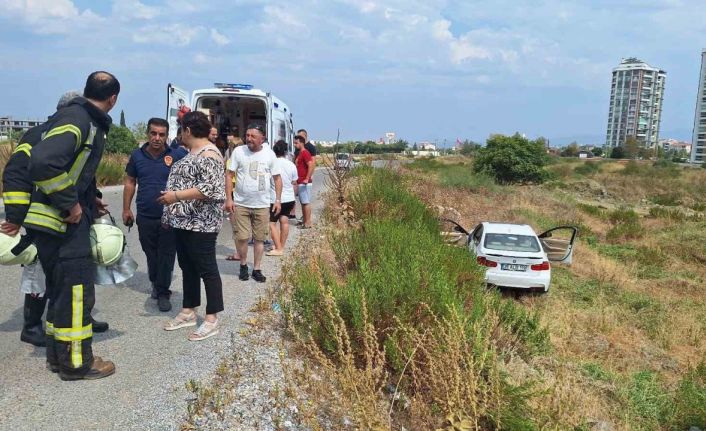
214, 83, 253, 90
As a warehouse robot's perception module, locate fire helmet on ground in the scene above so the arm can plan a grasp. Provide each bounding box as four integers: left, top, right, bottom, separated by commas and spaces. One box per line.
90, 223, 124, 266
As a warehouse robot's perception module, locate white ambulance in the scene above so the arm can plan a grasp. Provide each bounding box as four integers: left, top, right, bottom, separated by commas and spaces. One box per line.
166, 83, 295, 151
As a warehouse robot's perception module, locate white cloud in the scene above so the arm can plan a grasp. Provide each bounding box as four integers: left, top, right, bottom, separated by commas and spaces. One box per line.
193, 53, 208, 64
132, 24, 201, 46
112, 0, 159, 20
210, 29, 230, 46
431, 19, 490, 64
0, 0, 103, 34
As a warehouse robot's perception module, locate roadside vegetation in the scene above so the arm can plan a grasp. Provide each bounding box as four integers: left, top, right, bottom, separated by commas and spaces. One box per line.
399, 153, 706, 429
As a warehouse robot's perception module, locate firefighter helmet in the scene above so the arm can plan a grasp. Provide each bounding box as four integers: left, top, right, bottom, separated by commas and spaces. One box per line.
0, 232, 38, 266
89, 223, 125, 266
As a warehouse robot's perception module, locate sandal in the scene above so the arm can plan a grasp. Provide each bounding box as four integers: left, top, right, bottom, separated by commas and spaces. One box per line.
225, 254, 241, 261
188, 320, 219, 341
163, 311, 197, 331
266, 249, 284, 256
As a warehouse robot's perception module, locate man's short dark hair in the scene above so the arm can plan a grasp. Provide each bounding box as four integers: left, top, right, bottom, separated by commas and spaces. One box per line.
247, 123, 265, 135
273, 140, 288, 157
181, 111, 212, 138
297, 129, 307, 135
147, 117, 169, 131
83, 71, 120, 101
294, 135, 306, 143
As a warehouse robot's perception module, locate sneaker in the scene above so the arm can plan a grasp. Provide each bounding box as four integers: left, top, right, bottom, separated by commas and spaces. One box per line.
239, 264, 249, 281
188, 320, 219, 341
266, 249, 284, 256
59, 357, 116, 381
163, 311, 197, 331
252, 270, 266, 283
157, 296, 172, 312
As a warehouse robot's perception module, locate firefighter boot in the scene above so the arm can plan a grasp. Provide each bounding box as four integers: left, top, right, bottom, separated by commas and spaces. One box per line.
90, 317, 109, 333
20, 294, 47, 347
59, 357, 116, 381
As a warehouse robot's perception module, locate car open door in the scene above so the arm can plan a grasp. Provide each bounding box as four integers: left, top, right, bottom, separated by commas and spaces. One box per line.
538, 226, 578, 264
166, 83, 190, 141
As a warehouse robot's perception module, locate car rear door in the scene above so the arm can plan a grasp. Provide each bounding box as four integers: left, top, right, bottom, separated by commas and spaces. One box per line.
538, 226, 578, 264
166, 83, 191, 141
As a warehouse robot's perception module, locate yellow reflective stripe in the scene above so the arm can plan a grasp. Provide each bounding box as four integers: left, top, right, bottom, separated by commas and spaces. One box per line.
35, 172, 73, 195
28, 203, 63, 221
67, 124, 97, 182
12, 143, 32, 157
2, 192, 31, 205
53, 324, 92, 341
44, 124, 82, 150
24, 214, 67, 233
46, 321, 55, 336
71, 284, 84, 368
68, 149, 90, 183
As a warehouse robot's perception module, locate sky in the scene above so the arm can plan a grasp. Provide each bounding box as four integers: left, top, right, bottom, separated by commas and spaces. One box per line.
0, 0, 705, 146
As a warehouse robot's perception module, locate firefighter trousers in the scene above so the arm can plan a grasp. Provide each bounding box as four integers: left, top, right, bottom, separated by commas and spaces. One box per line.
31, 211, 95, 376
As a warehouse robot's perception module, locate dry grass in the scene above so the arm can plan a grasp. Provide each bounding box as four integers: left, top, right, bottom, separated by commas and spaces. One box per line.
401, 157, 706, 428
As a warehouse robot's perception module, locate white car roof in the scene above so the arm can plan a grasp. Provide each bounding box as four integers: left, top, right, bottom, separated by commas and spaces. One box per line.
482, 222, 537, 236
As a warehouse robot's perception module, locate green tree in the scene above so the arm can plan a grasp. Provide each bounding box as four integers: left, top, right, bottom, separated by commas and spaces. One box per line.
473, 133, 549, 184
592, 147, 604, 157
119, 110, 126, 127
610, 146, 625, 159
106, 125, 137, 154
624, 136, 639, 159
412, 143, 418, 152
560, 141, 579, 157
130, 121, 147, 142
459, 140, 481, 157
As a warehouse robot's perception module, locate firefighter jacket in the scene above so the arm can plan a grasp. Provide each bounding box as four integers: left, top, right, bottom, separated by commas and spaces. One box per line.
1, 122, 51, 225
25, 97, 112, 236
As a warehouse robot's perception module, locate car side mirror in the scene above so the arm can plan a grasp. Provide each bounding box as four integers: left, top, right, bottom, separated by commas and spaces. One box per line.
453, 225, 465, 233
543, 232, 552, 238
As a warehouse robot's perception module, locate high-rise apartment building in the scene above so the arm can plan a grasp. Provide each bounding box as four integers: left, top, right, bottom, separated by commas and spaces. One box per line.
690, 49, 706, 164
605, 58, 666, 149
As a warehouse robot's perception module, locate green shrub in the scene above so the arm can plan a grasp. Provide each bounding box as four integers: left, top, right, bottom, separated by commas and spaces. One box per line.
649, 192, 681, 206
438, 165, 497, 191
407, 156, 442, 172
473, 133, 549, 184
582, 362, 615, 383
96, 153, 127, 186
106, 125, 138, 154
577, 203, 604, 218
574, 162, 602, 176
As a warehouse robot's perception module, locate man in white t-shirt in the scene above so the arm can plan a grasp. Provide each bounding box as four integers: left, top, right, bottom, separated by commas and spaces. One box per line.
224, 124, 283, 283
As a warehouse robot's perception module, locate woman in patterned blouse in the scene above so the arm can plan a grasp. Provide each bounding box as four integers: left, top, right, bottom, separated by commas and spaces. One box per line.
158, 111, 226, 341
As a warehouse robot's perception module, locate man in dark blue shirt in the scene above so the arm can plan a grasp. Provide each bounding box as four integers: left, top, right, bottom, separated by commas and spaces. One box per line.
122, 118, 186, 311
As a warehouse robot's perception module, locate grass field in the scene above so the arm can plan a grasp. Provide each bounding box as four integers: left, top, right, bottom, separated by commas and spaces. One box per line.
278, 156, 706, 430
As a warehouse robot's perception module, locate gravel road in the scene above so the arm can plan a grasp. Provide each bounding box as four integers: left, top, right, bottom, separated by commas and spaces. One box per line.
0, 170, 324, 431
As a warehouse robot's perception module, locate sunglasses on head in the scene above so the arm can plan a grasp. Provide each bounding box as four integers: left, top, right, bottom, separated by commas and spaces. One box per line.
247, 124, 265, 133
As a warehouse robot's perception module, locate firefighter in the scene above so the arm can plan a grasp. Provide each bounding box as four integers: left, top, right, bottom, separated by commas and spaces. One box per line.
23, 71, 119, 380
1, 91, 109, 348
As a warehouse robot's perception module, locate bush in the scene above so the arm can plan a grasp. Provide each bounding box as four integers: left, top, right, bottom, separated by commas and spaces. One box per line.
288, 167, 551, 428
610, 146, 626, 159
96, 153, 127, 186
574, 162, 602, 176
106, 125, 138, 154
473, 133, 549, 184
606, 207, 642, 242
438, 165, 497, 191
672, 362, 706, 428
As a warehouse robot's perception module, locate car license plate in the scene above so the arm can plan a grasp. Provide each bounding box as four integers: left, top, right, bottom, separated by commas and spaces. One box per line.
501, 263, 527, 271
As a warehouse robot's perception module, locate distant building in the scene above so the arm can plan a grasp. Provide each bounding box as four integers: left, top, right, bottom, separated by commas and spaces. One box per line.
384, 132, 396, 145
660, 138, 692, 154
605, 58, 666, 149
691, 49, 706, 163
0, 116, 44, 140
419, 142, 436, 151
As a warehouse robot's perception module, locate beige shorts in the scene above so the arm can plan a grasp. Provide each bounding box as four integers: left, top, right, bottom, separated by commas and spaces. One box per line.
233, 206, 270, 242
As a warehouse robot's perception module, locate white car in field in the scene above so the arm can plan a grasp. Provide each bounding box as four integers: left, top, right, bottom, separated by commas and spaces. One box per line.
334, 153, 356, 170
447, 221, 577, 293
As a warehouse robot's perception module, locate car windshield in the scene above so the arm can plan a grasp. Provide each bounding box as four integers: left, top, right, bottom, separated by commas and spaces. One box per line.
484, 233, 541, 253
336, 154, 349, 160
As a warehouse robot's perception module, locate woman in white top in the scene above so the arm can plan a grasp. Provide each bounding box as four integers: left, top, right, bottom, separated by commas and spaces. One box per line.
266, 140, 299, 256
